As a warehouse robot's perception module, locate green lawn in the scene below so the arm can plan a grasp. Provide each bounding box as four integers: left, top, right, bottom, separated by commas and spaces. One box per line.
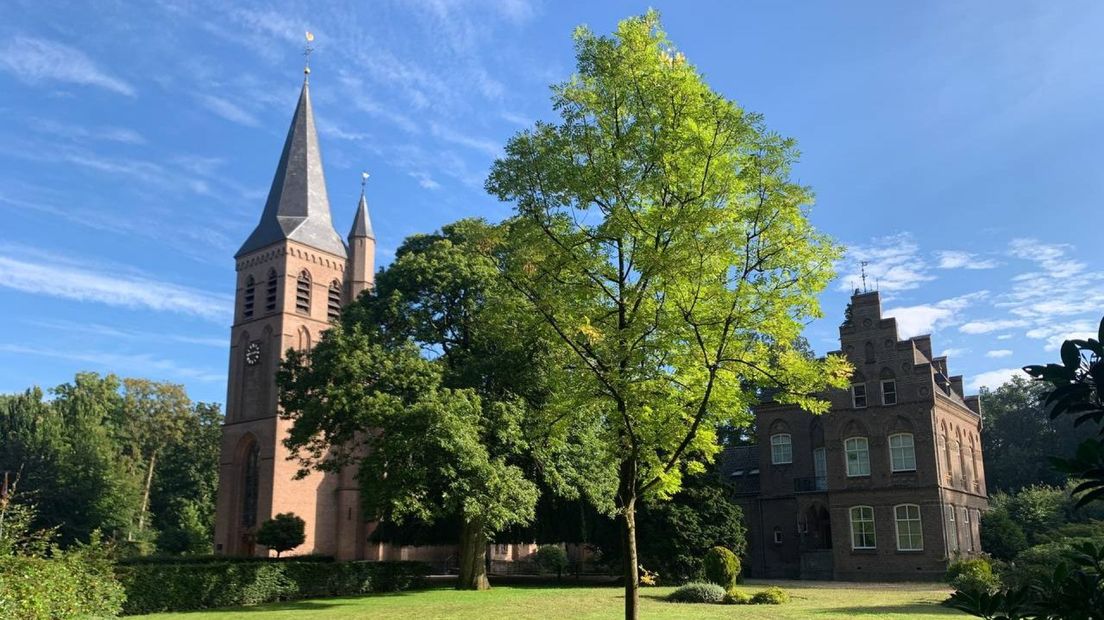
132, 580, 965, 619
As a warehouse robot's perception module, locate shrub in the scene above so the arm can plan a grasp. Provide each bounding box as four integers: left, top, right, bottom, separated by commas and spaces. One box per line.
255, 513, 306, 558
667, 581, 727, 604
0, 551, 125, 619
701, 546, 740, 588
723, 587, 750, 604
946, 557, 1000, 594
533, 545, 569, 579
979, 509, 1028, 560
116, 559, 430, 614
749, 585, 789, 604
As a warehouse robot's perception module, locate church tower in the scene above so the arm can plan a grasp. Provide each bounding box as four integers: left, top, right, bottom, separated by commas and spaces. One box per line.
213, 71, 374, 557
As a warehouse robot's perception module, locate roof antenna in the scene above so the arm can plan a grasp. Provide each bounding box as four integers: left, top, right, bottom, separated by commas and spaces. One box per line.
860, 260, 869, 292
303, 31, 315, 82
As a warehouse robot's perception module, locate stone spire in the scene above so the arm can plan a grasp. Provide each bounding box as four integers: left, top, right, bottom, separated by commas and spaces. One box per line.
346, 179, 376, 301
236, 80, 346, 259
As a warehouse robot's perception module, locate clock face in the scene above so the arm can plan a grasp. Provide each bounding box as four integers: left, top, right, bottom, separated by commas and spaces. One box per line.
245, 341, 262, 366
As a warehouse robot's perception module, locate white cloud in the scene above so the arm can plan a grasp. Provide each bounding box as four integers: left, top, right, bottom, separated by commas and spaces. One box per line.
986, 349, 1013, 358
0, 344, 224, 383
29, 118, 145, 144
25, 319, 226, 348
197, 94, 259, 127
0, 36, 135, 96
969, 367, 1026, 391
936, 250, 998, 270
839, 233, 935, 296
997, 334, 1014, 340
1025, 320, 1099, 351
959, 318, 1029, 334
941, 347, 970, 358
0, 252, 231, 322
430, 122, 501, 158
885, 292, 986, 339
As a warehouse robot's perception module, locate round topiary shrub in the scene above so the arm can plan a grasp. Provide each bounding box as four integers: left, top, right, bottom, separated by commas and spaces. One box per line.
946, 557, 1000, 594
667, 582, 727, 604
750, 586, 789, 604
702, 546, 741, 588
723, 587, 751, 605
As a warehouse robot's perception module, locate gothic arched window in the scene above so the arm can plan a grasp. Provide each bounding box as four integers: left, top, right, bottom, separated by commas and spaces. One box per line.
295, 270, 312, 315
864, 341, 876, 364
265, 269, 278, 313
243, 275, 256, 319
241, 441, 260, 527
328, 280, 342, 322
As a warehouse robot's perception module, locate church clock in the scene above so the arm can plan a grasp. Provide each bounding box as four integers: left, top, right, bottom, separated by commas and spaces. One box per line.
244, 341, 262, 366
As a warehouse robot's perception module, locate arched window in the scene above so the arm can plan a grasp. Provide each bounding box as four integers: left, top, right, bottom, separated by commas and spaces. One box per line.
849, 506, 876, 549
241, 441, 260, 528
243, 275, 256, 319
889, 433, 916, 472
770, 433, 792, 465
894, 504, 923, 551
295, 270, 312, 315
864, 341, 876, 364
297, 326, 311, 352
328, 280, 342, 322
845, 437, 870, 477
265, 269, 278, 312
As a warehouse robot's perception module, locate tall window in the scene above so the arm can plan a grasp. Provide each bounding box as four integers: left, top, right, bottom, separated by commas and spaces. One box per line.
241, 442, 260, 527
894, 504, 923, 551
265, 269, 278, 312
845, 437, 870, 476
770, 433, 792, 465
295, 270, 311, 315
852, 383, 868, 408
881, 379, 897, 405
945, 505, 959, 553
889, 433, 916, 472
963, 508, 972, 552
243, 275, 255, 319
813, 447, 827, 489
327, 281, 342, 322
849, 506, 876, 549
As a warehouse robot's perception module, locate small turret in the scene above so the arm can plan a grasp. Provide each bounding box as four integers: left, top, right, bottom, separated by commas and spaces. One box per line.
346, 181, 375, 302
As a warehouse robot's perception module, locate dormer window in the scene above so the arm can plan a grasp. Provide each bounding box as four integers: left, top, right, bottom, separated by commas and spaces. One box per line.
851, 383, 868, 408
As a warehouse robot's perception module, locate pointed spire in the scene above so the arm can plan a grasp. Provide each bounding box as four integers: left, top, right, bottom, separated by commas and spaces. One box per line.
349, 173, 374, 240
236, 80, 346, 258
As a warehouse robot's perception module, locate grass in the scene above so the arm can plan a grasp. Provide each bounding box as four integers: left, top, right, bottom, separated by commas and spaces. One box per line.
131, 579, 964, 619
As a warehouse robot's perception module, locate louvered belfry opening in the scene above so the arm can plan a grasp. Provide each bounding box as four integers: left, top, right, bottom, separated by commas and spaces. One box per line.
327, 281, 342, 322
265, 269, 278, 312
243, 275, 255, 319
296, 270, 312, 314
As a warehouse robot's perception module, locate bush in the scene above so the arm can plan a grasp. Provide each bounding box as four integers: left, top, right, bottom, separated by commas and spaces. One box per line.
946, 557, 1000, 594
667, 582, 727, 604
749, 585, 790, 604
533, 545, 568, 579
701, 546, 740, 588
0, 551, 125, 619
979, 509, 1028, 560
117, 559, 430, 614
255, 513, 306, 558
723, 587, 750, 604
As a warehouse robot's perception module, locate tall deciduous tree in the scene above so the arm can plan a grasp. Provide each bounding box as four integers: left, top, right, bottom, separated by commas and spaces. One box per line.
486, 12, 849, 617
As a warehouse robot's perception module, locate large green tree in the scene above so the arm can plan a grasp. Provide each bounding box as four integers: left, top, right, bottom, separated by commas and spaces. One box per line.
280, 220, 582, 590
486, 12, 849, 617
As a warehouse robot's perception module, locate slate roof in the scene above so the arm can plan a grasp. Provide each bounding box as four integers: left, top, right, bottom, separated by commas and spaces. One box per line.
236, 80, 347, 259
348, 191, 374, 239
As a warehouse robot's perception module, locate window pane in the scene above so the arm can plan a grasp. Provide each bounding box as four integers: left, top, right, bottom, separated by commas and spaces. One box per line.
771, 434, 792, 465
850, 506, 876, 549
890, 433, 916, 472
846, 437, 870, 476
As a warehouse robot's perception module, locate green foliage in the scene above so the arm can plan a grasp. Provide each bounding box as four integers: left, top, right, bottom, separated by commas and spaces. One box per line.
666, 582, 726, 604
946, 558, 1000, 594
979, 508, 1028, 561
701, 546, 740, 589
992, 485, 1067, 545
723, 588, 751, 604
116, 559, 430, 614
750, 586, 790, 605
534, 545, 569, 578
255, 513, 306, 558
150, 402, 222, 555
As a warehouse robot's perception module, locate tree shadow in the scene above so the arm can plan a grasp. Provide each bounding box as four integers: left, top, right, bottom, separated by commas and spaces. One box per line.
823, 603, 959, 616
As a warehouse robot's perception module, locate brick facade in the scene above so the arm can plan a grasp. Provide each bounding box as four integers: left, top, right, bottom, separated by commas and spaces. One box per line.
727, 291, 988, 580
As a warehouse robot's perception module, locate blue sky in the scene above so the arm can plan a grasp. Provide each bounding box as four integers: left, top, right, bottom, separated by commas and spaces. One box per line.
2, 1, 1103, 405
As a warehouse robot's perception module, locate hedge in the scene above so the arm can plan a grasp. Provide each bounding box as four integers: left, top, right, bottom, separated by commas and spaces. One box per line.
117, 559, 430, 615
0, 554, 126, 619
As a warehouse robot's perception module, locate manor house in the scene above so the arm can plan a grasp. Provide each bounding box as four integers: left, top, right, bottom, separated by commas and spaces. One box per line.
724, 290, 989, 580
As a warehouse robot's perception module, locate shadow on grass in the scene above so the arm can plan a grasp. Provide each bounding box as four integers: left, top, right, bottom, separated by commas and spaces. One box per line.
821, 603, 958, 616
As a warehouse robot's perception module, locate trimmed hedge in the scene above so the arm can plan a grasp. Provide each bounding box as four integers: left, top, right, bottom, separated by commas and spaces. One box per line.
116, 553, 334, 566
667, 582, 727, 604
0, 554, 126, 619
117, 559, 430, 615
702, 546, 740, 588
750, 586, 790, 605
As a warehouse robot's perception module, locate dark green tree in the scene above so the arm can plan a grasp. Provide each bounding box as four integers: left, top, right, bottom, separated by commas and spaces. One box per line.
255, 512, 305, 558
150, 402, 222, 554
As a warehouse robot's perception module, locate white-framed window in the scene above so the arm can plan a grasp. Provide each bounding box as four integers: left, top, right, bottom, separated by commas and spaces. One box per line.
881, 379, 897, 405
852, 383, 868, 408
849, 506, 876, 549
945, 505, 959, 553
770, 433, 793, 465
845, 437, 871, 477
813, 447, 827, 490
773, 528, 783, 544
894, 504, 923, 551
963, 507, 972, 552
889, 433, 916, 472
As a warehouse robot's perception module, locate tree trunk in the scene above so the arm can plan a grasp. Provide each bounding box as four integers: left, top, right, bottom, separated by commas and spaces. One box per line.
619, 460, 639, 620
137, 451, 157, 533
457, 517, 490, 590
